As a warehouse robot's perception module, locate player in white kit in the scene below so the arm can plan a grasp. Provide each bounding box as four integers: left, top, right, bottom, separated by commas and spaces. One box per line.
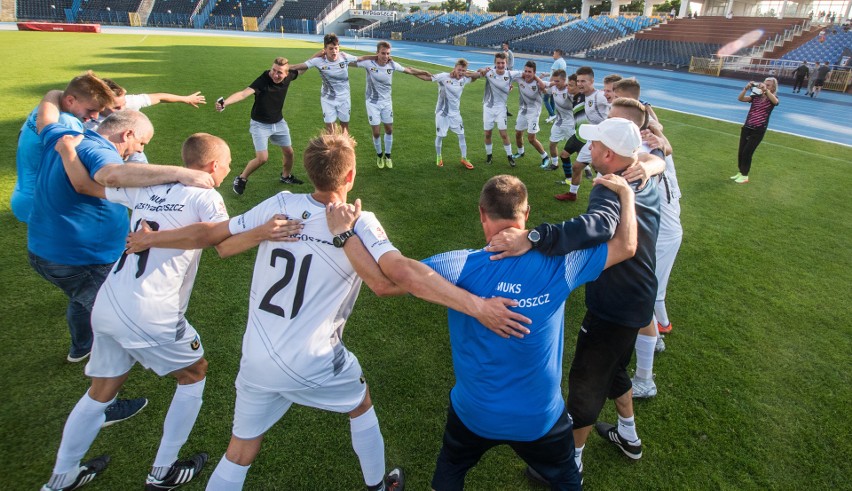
544, 69, 576, 171
511, 61, 549, 168
292, 34, 359, 134
427, 59, 482, 169
356, 41, 431, 169
40, 133, 233, 491
477, 52, 521, 167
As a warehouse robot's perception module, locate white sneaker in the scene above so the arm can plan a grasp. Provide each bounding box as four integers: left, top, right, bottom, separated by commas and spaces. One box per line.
655, 335, 666, 353
545, 115, 557, 124
632, 376, 657, 398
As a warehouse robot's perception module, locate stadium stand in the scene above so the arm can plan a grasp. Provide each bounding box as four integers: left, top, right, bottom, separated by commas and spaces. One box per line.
368, 11, 441, 39
210, 0, 271, 17
779, 30, 852, 64
77, 0, 144, 24
148, 0, 203, 27
263, 0, 338, 33
466, 13, 575, 48
404, 11, 499, 42
513, 15, 658, 55
586, 39, 738, 68
635, 16, 808, 48
16, 0, 74, 21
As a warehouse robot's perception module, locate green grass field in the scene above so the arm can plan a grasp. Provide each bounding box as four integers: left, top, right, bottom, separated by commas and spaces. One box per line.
0, 31, 850, 490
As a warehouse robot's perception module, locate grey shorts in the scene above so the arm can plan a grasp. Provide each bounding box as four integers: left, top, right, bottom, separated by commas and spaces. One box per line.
250, 119, 291, 151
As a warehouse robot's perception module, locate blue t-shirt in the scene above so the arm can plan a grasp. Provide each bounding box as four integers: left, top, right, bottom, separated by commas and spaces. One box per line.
423, 243, 607, 441
11, 107, 84, 223
28, 125, 129, 265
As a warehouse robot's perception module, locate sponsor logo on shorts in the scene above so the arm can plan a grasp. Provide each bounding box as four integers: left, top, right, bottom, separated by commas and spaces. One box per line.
191, 335, 200, 351
359, 375, 366, 384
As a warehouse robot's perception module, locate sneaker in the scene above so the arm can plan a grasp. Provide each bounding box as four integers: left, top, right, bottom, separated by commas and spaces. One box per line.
67, 351, 91, 363
382, 467, 405, 491
584, 166, 594, 179
41, 455, 110, 491
657, 321, 672, 334
730, 172, 742, 180
595, 422, 643, 459
384, 156, 393, 169
460, 158, 474, 170
555, 191, 577, 201
547, 163, 559, 171
377, 155, 385, 169
436, 155, 443, 167
232, 176, 247, 195
486, 154, 493, 164
545, 114, 557, 124
280, 174, 304, 185
555, 178, 571, 185
508, 155, 516, 167
102, 398, 148, 428
734, 175, 749, 184
539, 158, 551, 169
511, 152, 525, 160
631, 376, 658, 398
655, 335, 666, 353
145, 453, 208, 490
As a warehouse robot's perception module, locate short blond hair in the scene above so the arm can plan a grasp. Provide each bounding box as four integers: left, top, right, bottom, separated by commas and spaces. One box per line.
181, 133, 229, 169
274, 57, 288, 66
303, 127, 357, 191
480, 175, 528, 221
64, 71, 114, 110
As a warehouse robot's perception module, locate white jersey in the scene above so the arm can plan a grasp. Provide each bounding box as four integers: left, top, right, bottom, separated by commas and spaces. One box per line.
229, 192, 398, 391
516, 78, 544, 115
358, 60, 405, 105
549, 86, 575, 128
659, 154, 682, 203
482, 68, 521, 109
91, 184, 229, 348
433, 72, 471, 117
577, 90, 609, 126
305, 53, 358, 101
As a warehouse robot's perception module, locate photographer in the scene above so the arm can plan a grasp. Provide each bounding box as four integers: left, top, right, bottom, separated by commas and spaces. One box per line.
731, 77, 779, 184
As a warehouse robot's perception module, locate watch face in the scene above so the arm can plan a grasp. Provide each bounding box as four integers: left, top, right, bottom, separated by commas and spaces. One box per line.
333, 235, 345, 248
528, 230, 541, 243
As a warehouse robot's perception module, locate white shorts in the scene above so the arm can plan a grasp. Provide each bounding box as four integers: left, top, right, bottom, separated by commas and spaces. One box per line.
321, 97, 351, 124
515, 110, 541, 134
549, 123, 574, 143
250, 119, 291, 151
483, 105, 508, 131
655, 199, 683, 301
231, 352, 367, 439
577, 141, 592, 164
86, 324, 203, 378
366, 101, 393, 125
436, 113, 464, 137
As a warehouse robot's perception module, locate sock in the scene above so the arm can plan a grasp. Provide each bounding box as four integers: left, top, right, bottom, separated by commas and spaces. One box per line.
435, 136, 443, 156
617, 415, 639, 442
458, 134, 467, 159
350, 406, 385, 488
569, 184, 580, 194
384, 153, 391, 159
517, 146, 525, 156
503, 144, 513, 156
152, 378, 206, 471
635, 334, 656, 380
383, 134, 393, 155
372, 136, 382, 155
574, 444, 584, 471
485, 143, 493, 155
540, 151, 548, 159
561, 156, 572, 178
655, 301, 670, 328
52, 393, 112, 480
206, 455, 250, 491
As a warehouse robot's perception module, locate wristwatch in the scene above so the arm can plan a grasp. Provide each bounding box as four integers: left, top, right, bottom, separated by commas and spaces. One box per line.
333, 229, 355, 248
527, 229, 541, 248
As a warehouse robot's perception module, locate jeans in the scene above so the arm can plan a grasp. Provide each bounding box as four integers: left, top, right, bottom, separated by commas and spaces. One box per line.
543, 93, 556, 117
28, 252, 114, 357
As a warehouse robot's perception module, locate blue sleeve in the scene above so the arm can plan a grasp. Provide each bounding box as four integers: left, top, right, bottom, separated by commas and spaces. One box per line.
421, 250, 473, 285
534, 186, 620, 256
564, 243, 607, 290
76, 140, 121, 179
39, 123, 79, 151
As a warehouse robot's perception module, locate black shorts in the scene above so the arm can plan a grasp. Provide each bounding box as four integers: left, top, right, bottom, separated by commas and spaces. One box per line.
566, 311, 640, 428
431, 401, 582, 491
563, 135, 585, 155
815, 79, 826, 87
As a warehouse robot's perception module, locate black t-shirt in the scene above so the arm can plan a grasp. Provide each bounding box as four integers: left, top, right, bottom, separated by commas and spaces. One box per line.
249, 69, 299, 124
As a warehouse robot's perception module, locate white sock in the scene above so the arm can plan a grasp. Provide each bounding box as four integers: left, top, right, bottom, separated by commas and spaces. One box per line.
617, 415, 639, 442
152, 378, 206, 470
458, 134, 467, 159
635, 335, 656, 380
574, 444, 584, 471
350, 406, 385, 487
503, 144, 513, 156
206, 454, 250, 491
383, 134, 393, 155
516, 146, 525, 155
372, 136, 382, 155
485, 143, 493, 155
550, 155, 558, 165
540, 151, 548, 159
435, 136, 443, 156
655, 302, 670, 328
52, 393, 111, 477
569, 184, 580, 194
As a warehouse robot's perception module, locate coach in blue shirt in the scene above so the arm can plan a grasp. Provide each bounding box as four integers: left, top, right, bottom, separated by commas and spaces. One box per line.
327, 172, 638, 490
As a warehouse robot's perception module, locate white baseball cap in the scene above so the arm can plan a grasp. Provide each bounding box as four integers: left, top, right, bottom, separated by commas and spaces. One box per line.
578, 118, 642, 158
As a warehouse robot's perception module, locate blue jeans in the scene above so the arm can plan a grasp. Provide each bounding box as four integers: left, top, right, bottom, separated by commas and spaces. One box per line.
543, 93, 556, 117
28, 252, 113, 358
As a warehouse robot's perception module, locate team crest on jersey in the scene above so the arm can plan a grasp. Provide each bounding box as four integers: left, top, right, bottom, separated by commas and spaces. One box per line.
504, 76, 509, 81
370, 67, 378, 72
387, 69, 392, 74
588, 101, 594, 107
339, 62, 346, 68
302, 210, 311, 219
190, 335, 200, 351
